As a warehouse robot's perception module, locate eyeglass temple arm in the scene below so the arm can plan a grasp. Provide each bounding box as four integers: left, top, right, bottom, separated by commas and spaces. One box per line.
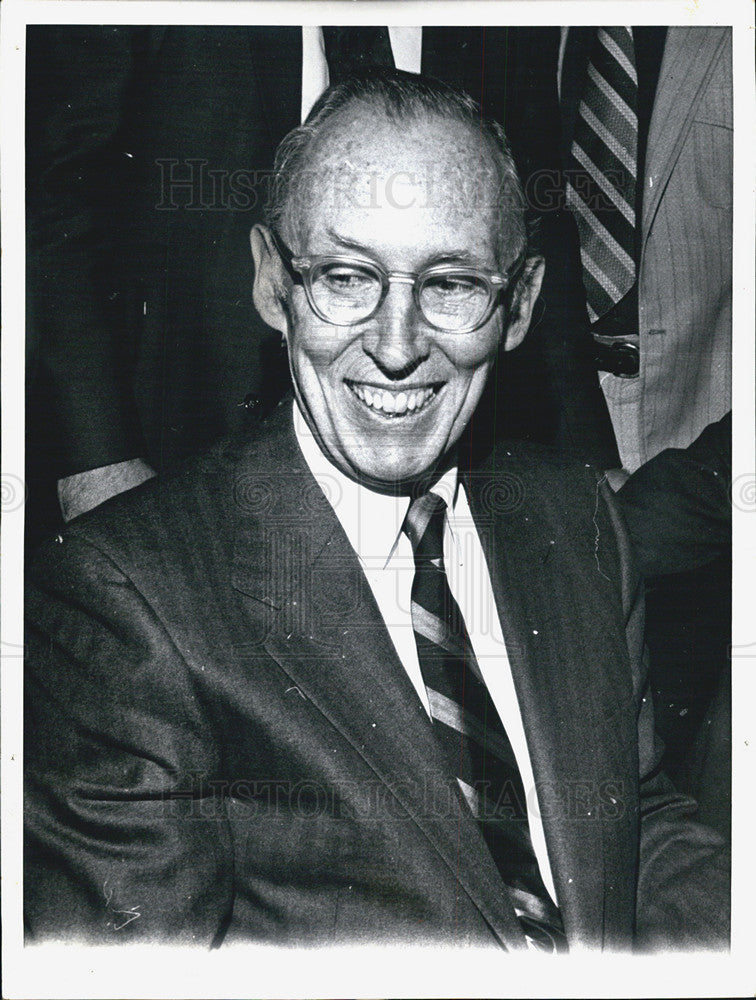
269, 228, 300, 278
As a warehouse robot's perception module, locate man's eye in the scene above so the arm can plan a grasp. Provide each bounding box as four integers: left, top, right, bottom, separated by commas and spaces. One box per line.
425, 274, 483, 298
321, 268, 374, 292
438, 277, 476, 294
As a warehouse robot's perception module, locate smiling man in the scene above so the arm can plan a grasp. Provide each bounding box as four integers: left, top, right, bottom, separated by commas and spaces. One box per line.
25, 70, 728, 951
249, 81, 540, 491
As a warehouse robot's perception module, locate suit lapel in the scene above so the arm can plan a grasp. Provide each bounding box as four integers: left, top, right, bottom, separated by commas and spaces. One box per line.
643, 27, 729, 235
465, 452, 634, 948
230, 404, 526, 949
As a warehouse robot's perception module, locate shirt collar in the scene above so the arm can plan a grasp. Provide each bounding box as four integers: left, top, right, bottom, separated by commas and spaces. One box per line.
292, 400, 460, 568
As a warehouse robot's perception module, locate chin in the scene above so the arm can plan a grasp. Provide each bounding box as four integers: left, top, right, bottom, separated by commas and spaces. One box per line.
346, 450, 449, 491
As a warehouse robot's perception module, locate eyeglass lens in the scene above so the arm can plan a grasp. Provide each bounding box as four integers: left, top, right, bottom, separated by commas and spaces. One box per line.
308, 261, 493, 331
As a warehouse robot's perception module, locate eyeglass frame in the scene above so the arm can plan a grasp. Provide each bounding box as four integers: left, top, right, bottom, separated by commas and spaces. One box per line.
269, 229, 525, 335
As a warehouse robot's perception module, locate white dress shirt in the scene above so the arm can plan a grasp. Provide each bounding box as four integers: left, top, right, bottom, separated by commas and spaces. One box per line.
293, 402, 558, 903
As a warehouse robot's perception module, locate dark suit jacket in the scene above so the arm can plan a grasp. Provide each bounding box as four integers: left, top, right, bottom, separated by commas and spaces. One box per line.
25, 401, 728, 949
618, 413, 731, 831
619, 411, 731, 578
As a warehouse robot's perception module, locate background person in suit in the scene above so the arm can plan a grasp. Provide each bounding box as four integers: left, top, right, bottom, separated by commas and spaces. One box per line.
557, 26, 732, 477
25, 71, 729, 951
560, 27, 733, 835
504, 26, 734, 817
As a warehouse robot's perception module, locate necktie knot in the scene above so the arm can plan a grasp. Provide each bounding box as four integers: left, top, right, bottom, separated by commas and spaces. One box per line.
403, 492, 447, 564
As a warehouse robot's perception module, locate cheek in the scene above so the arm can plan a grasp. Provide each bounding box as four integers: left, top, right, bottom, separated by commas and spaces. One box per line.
288, 299, 355, 371
443, 323, 503, 377
448, 362, 494, 420
290, 338, 335, 375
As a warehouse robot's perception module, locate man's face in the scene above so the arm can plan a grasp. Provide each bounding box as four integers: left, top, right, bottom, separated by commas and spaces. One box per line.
257, 109, 530, 489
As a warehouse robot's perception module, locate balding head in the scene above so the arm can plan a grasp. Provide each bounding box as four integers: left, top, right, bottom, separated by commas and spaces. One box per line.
266, 69, 529, 269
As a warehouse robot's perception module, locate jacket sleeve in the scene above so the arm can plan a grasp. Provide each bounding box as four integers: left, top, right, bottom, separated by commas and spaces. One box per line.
24, 529, 234, 944
601, 481, 730, 951
617, 412, 731, 576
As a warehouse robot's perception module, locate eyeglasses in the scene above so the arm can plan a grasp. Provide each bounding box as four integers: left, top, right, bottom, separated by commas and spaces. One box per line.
271, 230, 524, 335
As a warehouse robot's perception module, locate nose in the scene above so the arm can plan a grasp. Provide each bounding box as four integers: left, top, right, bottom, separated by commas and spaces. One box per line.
361, 281, 430, 377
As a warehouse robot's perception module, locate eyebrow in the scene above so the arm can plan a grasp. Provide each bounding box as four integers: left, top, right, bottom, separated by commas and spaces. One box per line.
323, 227, 490, 269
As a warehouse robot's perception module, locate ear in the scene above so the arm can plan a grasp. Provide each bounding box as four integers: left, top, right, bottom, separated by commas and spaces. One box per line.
501, 255, 545, 352
250, 224, 289, 337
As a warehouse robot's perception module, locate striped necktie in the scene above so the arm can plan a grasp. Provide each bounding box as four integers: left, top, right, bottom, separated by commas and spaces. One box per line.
403, 491, 567, 952
566, 27, 638, 323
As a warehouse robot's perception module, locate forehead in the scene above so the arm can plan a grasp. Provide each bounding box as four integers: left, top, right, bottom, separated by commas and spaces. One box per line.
285, 106, 507, 258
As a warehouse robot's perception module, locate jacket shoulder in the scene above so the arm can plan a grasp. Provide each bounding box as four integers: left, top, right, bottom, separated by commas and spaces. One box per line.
29, 437, 237, 580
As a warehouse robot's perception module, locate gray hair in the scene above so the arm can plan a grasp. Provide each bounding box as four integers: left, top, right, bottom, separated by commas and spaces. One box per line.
264, 68, 528, 265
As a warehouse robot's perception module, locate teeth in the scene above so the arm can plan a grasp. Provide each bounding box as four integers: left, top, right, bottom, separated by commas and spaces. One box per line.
349, 383, 436, 416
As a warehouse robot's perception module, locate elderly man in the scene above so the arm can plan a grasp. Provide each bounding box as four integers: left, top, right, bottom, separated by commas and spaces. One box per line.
25, 70, 728, 951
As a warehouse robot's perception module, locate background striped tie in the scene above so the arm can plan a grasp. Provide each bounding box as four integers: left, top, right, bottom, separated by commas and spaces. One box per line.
403, 492, 567, 952
566, 27, 638, 323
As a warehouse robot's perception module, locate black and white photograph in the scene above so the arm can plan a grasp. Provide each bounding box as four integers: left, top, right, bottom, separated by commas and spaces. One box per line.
2, 1, 753, 996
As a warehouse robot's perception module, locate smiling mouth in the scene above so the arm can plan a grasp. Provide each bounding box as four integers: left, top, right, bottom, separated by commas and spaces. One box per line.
346, 380, 441, 417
